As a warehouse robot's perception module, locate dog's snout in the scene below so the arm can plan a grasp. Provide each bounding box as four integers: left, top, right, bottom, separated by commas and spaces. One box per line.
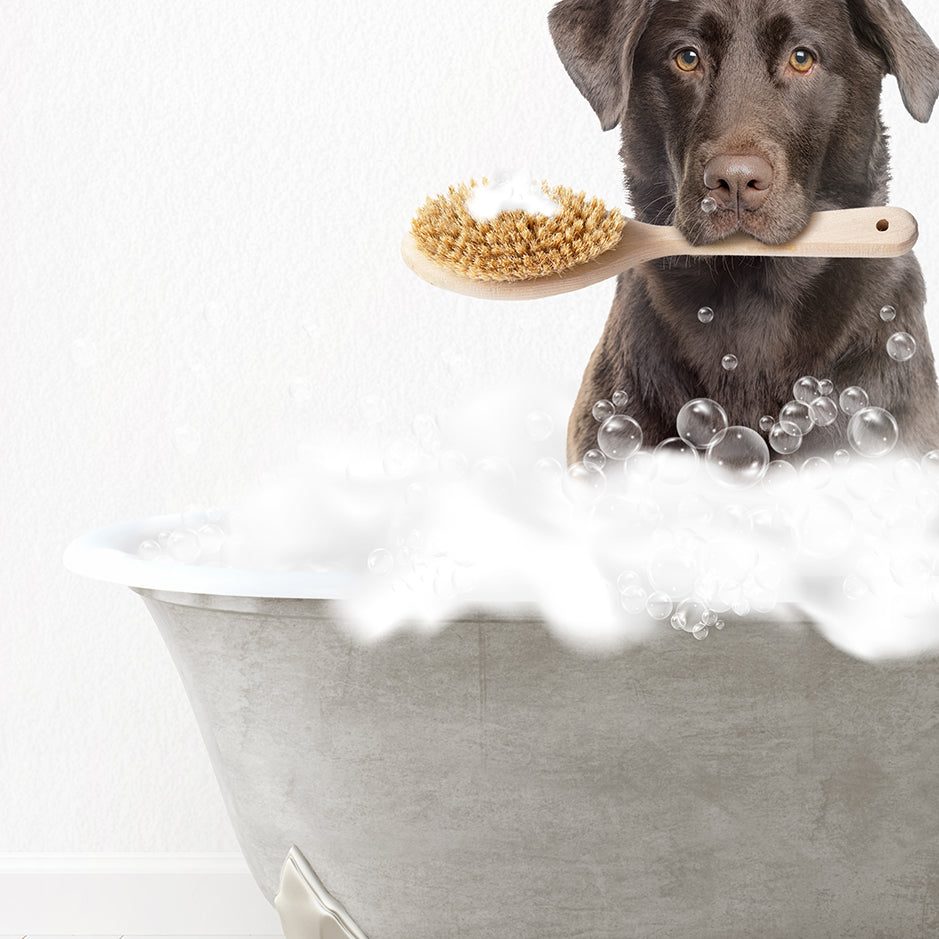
703, 154, 774, 212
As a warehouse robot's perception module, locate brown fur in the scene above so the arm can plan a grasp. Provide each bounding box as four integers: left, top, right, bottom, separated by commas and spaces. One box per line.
550, 0, 939, 463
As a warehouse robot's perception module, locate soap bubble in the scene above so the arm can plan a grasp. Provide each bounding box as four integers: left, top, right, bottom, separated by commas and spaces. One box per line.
612, 390, 629, 409
692, 624, 710, 640
818, 379, 834, 396
779, 400, 814, 436
368, 548, 394, 575
768, 422, 802, 455
922, 450, 939, 473
800, 457, 832, 489
793, 376, 821, 404
620, 585, 647, 614
676, 398, 729, 449
697, 306, 715, 324
879, 305, 897, 322
839, 386, 869, 415
525, 410, 553, 441
808, 396, 838, 427
721, 354, 738, 371
654, 437, 699, 483
705, 426, 769, 488
197, 523, 226, 554
597, 414, 643, 460
701, 196, 719, 214
759, 415, 774, 432
762, 459, 798, 493
674, 597, 708, 632
167, 529, 201, 563
584, 448, 607, 470
887, 332, 916, 362
617, 570, 643, 593
847, 407, 899, 457
645, 591, 674, 621
833, 448, 850, 465
592, 399, 615, 423
137, 539, 163, 561
563, 461, 606, 506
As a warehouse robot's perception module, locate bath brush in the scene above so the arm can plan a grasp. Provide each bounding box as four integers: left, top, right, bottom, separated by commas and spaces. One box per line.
402, 180, 918, 301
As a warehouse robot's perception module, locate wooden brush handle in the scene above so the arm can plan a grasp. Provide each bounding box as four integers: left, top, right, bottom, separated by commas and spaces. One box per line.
401, 205, 918, 302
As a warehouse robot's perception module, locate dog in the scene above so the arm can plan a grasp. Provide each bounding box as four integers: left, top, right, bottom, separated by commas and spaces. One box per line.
549, 0, 939, 465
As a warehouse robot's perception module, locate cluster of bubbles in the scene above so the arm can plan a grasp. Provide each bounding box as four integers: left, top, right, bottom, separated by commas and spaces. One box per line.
137, 506, 228, 564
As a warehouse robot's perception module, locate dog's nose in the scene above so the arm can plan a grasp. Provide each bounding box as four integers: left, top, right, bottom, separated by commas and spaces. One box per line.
703, 154, 774, 212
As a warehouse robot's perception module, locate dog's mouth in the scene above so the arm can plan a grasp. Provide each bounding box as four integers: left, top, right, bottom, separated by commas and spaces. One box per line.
683, 203, 810, 247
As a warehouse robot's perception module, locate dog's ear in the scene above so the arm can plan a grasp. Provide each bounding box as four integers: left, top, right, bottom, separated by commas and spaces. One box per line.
849, 0, 939, 122
548, 0, 653, 132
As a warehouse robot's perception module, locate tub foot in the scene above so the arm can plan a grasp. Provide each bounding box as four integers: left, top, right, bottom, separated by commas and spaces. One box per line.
274, 845, 369, 939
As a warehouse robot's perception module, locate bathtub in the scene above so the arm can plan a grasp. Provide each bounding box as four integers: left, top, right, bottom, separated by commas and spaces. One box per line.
65, 515, 939, 938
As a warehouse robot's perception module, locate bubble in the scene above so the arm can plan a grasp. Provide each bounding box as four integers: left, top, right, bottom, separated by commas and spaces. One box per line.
645, 591, 674, 621
818, 379, 834, 396
808, 396, 838, 427
697, 306, 715, 324
922, 449, 939, 473
167, 529, 201, 564
721, 354, 738, 372
779, 400, 814, 436
137, 539, 163, 561
534, 456, 563, 483
584, 448, 607, 470
843, 573, 871, 601
692, 624, 710, 640
654, 437, 699, 482
800, 456, 832, 489
759, 415, 775, 433
793, 376, 821, 404
620, 585, 647, 614
705, 426, 769, 488
887, 331, 916, 362
763, 459, 798, 493
597, 414, 643, 460
525, 409, 553, 441
368, 548, 394, 575
471, 457, 516, 501
197, 523, 226, 554
675, 597, 708, 632
592, 399, 615, 423
839, 386, 869, 415
833, 449, 850, 465
768, 422, 802, 455
701, 196, 719, 214
676, 398, 729, 449
612, 390, 630, 409
563, 461, 606, 506
879, 304, 897, 322
617, 570, 643, 593
846, 406, 899, 458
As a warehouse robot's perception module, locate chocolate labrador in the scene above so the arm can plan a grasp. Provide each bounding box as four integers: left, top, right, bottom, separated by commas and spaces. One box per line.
549, 0, 939, 463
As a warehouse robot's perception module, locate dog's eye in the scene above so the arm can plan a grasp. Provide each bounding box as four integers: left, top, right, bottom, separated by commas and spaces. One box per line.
675, 49, 700, 72
789, 48, 815, 73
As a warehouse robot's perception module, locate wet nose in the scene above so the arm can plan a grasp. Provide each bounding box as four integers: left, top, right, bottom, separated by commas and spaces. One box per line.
703, 154, 774, 212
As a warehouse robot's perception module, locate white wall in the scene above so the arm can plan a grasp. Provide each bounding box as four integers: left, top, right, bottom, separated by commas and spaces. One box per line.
2, 0, 938, 859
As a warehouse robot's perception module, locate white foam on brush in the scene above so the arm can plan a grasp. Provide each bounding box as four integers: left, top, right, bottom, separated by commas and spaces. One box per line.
464, 171, 560, 222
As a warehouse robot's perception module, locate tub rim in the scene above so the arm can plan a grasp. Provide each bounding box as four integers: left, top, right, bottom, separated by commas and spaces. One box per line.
63, 513, 359, 600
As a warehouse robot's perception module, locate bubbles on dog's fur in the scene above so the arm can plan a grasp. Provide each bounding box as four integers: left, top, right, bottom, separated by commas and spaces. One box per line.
887, 331, 917, 362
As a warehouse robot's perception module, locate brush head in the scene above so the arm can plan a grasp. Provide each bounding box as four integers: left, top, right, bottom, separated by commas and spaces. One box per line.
410, 180, 624, 281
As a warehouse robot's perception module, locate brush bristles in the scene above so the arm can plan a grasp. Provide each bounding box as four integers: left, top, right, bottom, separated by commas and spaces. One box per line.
410, 180, 625, 281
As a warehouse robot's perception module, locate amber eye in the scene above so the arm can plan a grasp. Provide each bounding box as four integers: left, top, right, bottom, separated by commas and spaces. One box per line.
675, 48, 700, 72
789, 48, 815, 73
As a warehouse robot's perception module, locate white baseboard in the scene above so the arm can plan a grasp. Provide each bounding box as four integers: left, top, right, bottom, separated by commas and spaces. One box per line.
0, 854, 283, 935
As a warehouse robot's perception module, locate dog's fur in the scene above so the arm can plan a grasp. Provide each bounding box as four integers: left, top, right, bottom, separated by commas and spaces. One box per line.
550, 0, 939, 463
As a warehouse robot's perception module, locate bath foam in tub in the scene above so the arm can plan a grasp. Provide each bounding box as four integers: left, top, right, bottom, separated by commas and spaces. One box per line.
124, 383, 939, 661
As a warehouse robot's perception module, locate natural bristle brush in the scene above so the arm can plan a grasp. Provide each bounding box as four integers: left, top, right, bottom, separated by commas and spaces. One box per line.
401, 177, 918, 302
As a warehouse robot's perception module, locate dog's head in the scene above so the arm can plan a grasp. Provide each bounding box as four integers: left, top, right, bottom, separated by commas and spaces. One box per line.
550, 0, 939, 246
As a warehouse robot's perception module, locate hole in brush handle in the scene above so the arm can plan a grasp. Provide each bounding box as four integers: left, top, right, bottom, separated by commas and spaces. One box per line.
877, 219, 890, 232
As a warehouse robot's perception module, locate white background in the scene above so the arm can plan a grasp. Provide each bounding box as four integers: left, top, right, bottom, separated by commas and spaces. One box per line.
3, 0, 938, 856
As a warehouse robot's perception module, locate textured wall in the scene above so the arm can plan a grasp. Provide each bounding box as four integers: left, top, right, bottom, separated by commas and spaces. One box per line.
2, 0, 938, 853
